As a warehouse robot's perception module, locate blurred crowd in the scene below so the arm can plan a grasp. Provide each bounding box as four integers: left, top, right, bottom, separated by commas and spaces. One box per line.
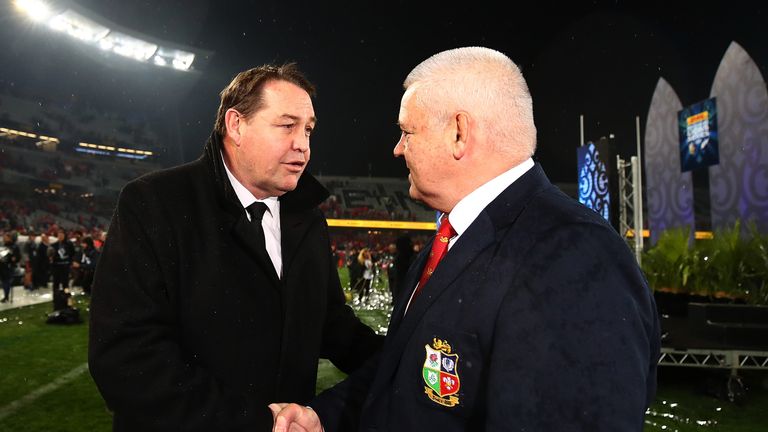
0, 226, 103, 307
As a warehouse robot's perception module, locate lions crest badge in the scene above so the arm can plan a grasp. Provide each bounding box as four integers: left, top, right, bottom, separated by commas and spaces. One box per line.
422, 337, 460, 407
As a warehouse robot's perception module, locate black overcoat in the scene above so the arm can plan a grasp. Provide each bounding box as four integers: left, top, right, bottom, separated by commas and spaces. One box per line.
89, 132, 383, 431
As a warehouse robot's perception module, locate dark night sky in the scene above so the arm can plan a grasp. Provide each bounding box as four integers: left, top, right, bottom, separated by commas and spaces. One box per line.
1, 0, 766, 185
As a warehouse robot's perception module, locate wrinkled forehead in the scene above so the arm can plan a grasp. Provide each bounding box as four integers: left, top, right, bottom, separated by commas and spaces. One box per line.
398, 85, 421, 123
261, 80, 316, 120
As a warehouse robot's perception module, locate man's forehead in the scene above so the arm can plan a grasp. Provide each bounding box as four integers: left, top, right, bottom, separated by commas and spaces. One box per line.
270, 112, 317, 125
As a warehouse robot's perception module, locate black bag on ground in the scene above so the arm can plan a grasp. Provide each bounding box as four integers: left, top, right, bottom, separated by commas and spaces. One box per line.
46, 307, 82, 325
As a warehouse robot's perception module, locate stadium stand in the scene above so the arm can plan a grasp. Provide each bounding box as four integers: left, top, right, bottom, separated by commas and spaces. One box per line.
317, 175, 435, 221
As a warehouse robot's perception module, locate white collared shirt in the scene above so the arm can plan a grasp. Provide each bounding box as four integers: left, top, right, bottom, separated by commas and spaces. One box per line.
446, 157, 535, 249
221, 152, 282, 278
404, 158, 534, 315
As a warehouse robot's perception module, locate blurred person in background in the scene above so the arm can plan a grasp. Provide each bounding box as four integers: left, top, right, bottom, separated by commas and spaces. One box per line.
347, 246, 363, 293
1, 232, 21, 302
88, 62, 383, 432
357, 248, 374, 303
72, 236, 99, 295
30, 231, 51, 290
69, 230, 84, 289
50, 229, 74, 310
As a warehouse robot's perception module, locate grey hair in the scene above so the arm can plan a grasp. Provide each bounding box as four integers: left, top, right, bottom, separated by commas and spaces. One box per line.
403, 46, 537, 158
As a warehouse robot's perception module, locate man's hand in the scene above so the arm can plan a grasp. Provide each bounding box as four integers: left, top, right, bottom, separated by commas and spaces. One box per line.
269, 403, 323, 432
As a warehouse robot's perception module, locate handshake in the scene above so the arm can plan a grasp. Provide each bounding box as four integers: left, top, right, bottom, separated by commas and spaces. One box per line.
269, 403, 324, 432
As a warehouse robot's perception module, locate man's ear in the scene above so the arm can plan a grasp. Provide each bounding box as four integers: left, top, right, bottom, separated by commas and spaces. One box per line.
224, 109, 242, 145
451, 111, 470, 160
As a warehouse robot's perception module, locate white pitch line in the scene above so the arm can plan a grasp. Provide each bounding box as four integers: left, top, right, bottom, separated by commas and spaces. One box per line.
0, 363, 89, 421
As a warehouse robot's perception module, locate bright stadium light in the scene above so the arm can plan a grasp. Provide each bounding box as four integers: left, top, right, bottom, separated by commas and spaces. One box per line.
102, 32, 157, 61
152, 47, 195, 71
171, 53, 194, 71
47, 10, 109, 42
14, 0, 53, 22
13, 1, 199, 71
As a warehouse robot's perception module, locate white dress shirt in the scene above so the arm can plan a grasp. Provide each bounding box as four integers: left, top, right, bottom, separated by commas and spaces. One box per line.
404, 158, 535, 314
446, 157, 534, 250
221, 153, 282, 278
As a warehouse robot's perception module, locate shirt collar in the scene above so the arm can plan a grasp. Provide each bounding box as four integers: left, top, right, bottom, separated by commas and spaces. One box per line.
448, 158, 534, 236
221, 151, 279, 215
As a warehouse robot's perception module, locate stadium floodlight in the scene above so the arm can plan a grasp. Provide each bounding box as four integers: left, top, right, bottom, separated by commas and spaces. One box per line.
47, 9, 109, 42
152, 47, 195, 71
103, 31, 157, 61
13, 1, 201, 71
14, 0, 53, 23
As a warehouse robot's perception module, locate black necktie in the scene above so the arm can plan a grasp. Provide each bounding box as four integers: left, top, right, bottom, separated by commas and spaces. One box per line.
246, 202, 269, 249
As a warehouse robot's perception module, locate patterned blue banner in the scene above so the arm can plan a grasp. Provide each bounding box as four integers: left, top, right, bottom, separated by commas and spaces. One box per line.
577, 142, 610, 222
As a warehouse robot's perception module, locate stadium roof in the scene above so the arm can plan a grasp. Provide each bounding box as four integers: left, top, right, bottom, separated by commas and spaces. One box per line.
1, 0, 765, 180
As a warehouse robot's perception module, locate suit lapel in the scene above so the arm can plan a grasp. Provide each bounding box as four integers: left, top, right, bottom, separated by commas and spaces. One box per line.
371, 163, 554, 396
280, 209, 312, 275
371, 214, 496, 395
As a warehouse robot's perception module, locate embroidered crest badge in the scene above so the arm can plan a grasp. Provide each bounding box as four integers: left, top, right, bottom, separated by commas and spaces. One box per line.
422, 337, 460, 407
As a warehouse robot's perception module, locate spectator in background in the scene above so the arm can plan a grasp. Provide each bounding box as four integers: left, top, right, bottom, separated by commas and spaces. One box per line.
50, 229, 74, 310
384, 242, 397, 303
69, 230, 84, 289
31, 232, 51, 290
73, 236, 99, 295
347, 247, 363, 293
1, 232, 21, 303
358, 248, 374, 303
20, 232, 35, 290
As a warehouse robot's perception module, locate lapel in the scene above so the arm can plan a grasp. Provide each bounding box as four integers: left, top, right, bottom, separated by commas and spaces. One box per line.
231, 212, 280, 285
370, 214, 496, 396
280, 208, 312, 275
370, 163, 553, 395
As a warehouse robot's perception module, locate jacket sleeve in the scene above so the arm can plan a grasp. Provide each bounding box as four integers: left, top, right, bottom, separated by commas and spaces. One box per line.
311, 352, 381, 432
88, 181, 274, 432
484, 222, 660, 431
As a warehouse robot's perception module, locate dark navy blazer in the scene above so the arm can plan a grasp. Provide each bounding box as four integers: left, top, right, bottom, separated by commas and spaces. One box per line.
313, 163, 660, 431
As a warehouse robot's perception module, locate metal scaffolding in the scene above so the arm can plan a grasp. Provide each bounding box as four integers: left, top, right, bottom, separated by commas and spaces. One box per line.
616, 116, 645, 265
658, 347, 768, 402
617, 155, 644, 264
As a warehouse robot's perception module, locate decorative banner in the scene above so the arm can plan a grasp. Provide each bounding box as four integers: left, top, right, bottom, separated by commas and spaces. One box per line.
678, 98, 719, 172
577, 141, 611, 223
645, 78, 694, 245
708, 41, 768, 233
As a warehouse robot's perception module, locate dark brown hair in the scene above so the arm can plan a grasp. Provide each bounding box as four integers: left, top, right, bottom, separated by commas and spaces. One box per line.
214, 62, 316, 138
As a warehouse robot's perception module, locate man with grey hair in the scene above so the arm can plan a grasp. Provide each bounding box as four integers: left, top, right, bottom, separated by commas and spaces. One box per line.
272, 46, 660, 431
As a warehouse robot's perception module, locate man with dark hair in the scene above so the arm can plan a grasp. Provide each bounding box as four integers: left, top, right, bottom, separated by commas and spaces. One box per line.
89, 63, 383, 431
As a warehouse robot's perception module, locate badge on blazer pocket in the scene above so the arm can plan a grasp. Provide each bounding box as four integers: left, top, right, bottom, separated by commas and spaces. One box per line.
415, 325, 482, 416
422, 337, 461, 407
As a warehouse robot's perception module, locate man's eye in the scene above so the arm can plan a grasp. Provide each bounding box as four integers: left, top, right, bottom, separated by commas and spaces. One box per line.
305, 127, 313, 137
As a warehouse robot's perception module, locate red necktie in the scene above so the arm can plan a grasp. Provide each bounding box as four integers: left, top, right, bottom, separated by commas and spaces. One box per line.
414, 214, 456, 298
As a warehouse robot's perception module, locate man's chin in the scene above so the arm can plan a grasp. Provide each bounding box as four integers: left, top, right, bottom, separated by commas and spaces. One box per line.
408, 186, 423, 203
277, 178, 301, 194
